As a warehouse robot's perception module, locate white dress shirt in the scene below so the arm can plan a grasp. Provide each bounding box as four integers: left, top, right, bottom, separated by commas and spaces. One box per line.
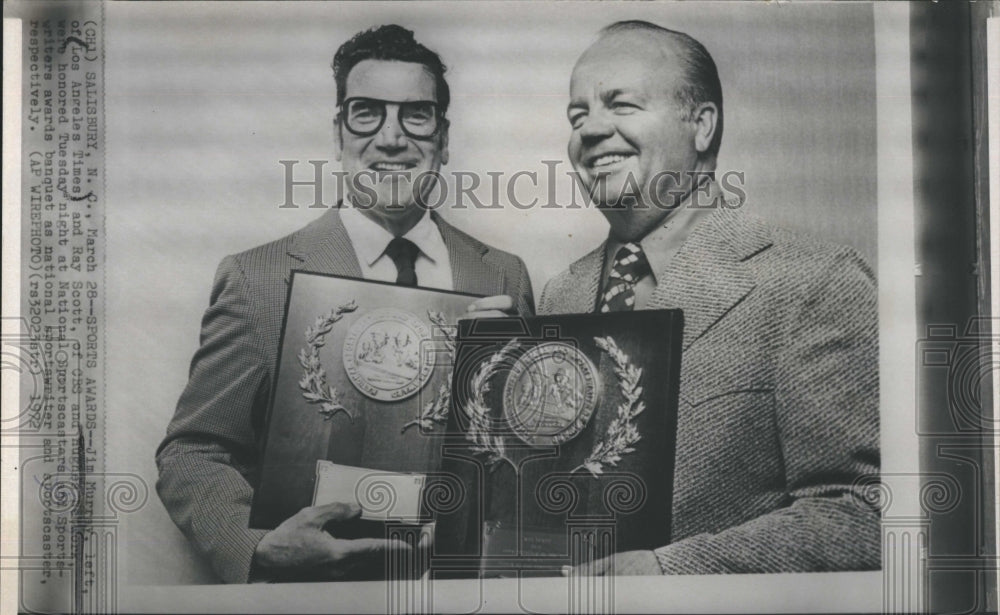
339, 206, 454, 291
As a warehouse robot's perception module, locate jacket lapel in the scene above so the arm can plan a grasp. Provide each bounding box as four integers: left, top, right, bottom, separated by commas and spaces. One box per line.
286, 207, 363, 278
565, 244, 605, 314
286, 208, 508, 296
539, 243, 603, 315
433, 213, 506, 296
646, 208, 770, 350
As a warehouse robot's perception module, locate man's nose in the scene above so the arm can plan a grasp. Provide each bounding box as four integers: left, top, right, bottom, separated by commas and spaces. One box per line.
374, 110, 407, 150
578, 111, 615, 144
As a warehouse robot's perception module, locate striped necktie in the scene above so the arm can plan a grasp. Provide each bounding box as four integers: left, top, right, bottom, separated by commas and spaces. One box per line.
599, 243, 651, 312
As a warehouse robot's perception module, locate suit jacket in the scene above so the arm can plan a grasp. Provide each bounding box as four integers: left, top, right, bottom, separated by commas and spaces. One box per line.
156, 207, 534, 583
538, 206, 880, 574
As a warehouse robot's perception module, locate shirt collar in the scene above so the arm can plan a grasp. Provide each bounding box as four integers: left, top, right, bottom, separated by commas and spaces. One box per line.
604, 179, 721, 283
339, 205, 446, 267
401, 209, 449, 266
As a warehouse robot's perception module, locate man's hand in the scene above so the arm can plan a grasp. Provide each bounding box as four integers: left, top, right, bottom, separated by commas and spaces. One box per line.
563, 550, 661, 576
253, 502, 414, 581
463, 295, 515, 319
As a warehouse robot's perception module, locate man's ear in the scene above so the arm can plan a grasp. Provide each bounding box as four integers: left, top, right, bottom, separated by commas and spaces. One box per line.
692, 102, 718, 155
332, 116, 343, 162
439, 119, 450, 166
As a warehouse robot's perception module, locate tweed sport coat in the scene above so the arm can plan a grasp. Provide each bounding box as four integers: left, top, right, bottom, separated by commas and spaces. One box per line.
156, 207, 535, 583
538, 205, 880, 574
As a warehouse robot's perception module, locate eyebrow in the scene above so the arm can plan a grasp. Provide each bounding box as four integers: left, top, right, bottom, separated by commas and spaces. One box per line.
602, 88, 638, 103
568, 87, 637, 110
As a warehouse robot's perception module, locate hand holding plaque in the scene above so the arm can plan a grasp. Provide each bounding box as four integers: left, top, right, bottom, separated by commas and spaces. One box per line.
563, 549, 662, 576
463, 294, 517, 320
253, 501, 418, 582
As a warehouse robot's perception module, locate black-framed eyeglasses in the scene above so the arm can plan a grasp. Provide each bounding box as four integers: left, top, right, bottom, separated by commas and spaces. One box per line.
340, 97, 442, 139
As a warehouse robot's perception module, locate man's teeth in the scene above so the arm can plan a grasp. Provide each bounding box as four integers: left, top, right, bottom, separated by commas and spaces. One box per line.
372, 162, 412, 171
591, 154, 632, 168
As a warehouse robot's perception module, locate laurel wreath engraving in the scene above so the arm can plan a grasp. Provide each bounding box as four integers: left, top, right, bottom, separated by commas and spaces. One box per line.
298, 301, 359, 421
400, 311, 455, 433
460, 335, 645, 478
462, 338, 521, 472
571, 336, 645, 477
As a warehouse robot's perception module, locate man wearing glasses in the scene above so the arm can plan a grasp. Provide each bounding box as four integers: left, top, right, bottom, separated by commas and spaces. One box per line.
156, 25, 534, 583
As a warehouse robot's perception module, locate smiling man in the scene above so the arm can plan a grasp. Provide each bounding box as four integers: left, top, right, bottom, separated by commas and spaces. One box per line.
541, 21, 881, 575
155, 25, 533, 583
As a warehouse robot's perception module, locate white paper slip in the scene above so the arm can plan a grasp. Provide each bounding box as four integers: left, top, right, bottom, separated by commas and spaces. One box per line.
313, 460, 426, 522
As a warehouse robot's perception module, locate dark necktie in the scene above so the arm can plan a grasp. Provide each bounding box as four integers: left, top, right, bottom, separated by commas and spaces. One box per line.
385, 237, 419, 287
599, 243, 651, 312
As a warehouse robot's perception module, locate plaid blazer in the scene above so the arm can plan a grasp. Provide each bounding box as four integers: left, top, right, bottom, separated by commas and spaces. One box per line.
156, 208, 534, 583
539, 205, 880, 574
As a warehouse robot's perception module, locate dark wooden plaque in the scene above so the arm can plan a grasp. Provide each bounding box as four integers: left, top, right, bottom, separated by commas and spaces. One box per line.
249, 271, 480, 530
433, 311, 683, 577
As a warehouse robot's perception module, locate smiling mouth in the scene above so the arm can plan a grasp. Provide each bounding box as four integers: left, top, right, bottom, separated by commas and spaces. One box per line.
586, 153, 635, 170
369, 161, 418, 172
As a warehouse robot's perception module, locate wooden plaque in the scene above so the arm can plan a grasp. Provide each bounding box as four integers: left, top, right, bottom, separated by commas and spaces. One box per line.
249, 272, 480, 530
433, 311, 683, 577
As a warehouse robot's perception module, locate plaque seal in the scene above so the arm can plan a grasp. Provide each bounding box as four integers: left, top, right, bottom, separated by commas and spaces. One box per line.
343, 308, 433, 402
503, 342, 600, 446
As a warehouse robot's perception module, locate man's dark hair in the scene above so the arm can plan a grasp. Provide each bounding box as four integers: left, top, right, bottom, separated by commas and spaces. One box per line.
332, 25, 450, 116
601, 20, 723, 159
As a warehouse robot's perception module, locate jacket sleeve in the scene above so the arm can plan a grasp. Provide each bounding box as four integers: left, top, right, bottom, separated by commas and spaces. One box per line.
537, 278, 552, 316
653, 250, 881, 573
508, 255, 536, 317
155, 255, 271, 583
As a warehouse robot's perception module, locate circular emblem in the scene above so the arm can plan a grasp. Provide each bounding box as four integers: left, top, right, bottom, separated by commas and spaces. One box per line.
342, 308, 433, 402
502, 342, 600, 446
